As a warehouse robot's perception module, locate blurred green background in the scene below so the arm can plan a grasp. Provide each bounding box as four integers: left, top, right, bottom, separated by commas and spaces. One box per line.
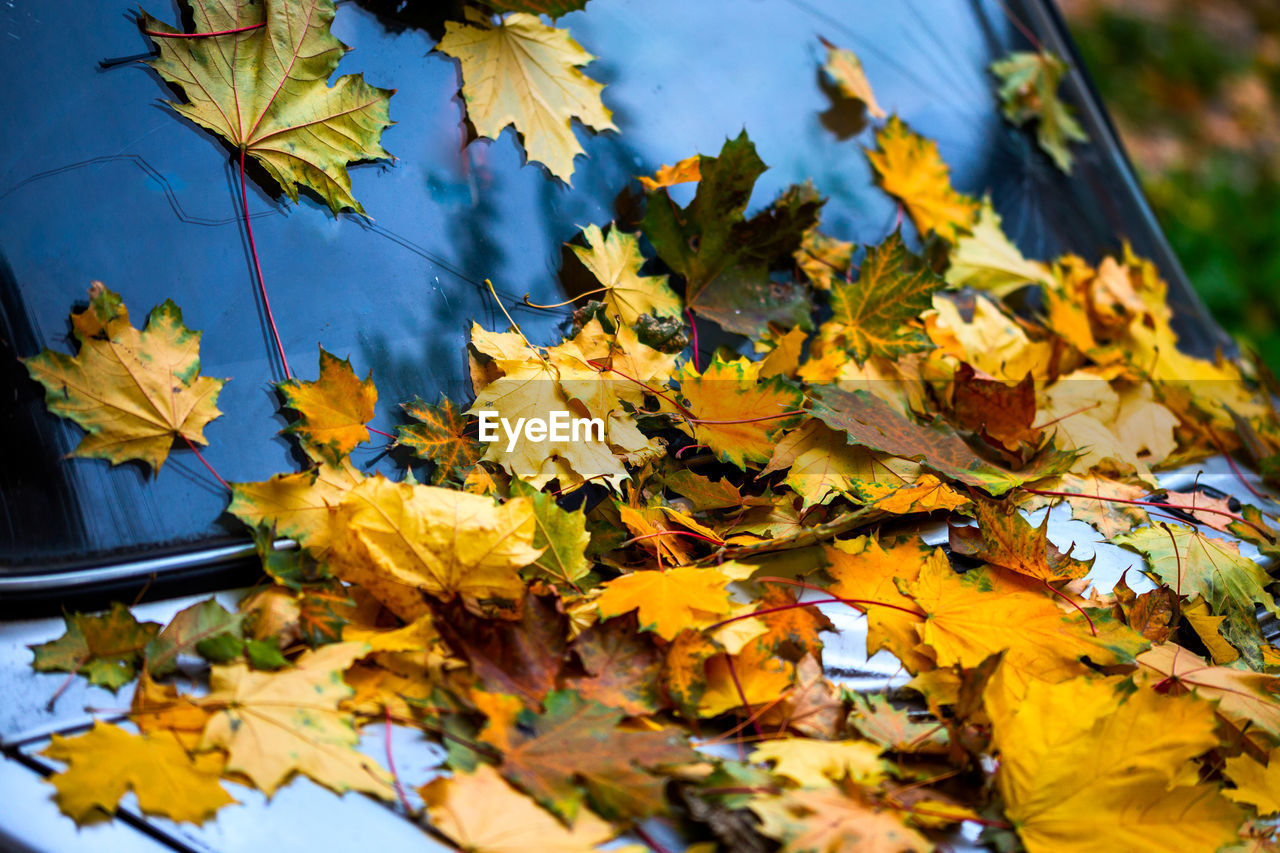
1063, 0, 1280, 370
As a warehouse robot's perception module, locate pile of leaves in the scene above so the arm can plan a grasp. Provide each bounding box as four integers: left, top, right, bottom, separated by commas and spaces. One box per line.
17, 1, 1280, 851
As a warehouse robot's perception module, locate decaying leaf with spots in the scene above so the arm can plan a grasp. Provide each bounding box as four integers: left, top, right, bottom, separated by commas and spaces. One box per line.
200, 641, 394, 798
141, 0, 393, 214
22, 284, 225, 473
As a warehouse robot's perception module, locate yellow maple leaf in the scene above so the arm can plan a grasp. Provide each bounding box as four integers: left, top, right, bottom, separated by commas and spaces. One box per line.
794, 228, 855, 291
762, 420, 883, 507
596, 566, 732, 640
571, 317, 678, 410
200, 641, 394, 798
820, 37, 886, 119
1137, 643, 1280, 744
436, 12, 616, 183
866, 116, 978, 242
332, 474, 542, 606
22, 283, 225, 473
866, 474, 970, 514
278, 347, 376, 465
571, 224, 681, 325
905, 558, 1147, 696
1223, 752, 1280, 816
751, 737, 886, 788
825, 536, 934, 673
228, 459, 364, 553
422, 764, 616, 853
986, 674, 1243, 853
674, 357, 804, 469
42, 721, 234, 825
700, 641, 795, 717
945, 197, 1054, 296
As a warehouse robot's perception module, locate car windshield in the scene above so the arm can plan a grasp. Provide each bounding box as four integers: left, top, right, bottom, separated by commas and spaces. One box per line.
0, 0, 1221, 575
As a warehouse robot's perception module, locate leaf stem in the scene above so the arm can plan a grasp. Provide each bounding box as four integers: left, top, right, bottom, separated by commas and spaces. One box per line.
182, 434, 230, 491
384, 707, 414, 815
239, 149, 291, 379
685, 307, 701, 372
722, 652, 763, 739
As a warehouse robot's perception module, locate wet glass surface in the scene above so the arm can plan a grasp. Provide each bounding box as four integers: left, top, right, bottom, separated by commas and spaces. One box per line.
0, 0, 1223, 572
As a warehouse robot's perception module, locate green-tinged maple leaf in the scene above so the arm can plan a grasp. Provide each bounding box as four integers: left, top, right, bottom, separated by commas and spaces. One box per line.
1117, 524, 1280, 667
641, 132, 821, 337
435, 12, 615, 183
397, 395, 483, 484
663, 469, 743, 511
31, 602, 161, 692
142, 0, 392, 215
991, 50, 1088, 173
819, 231, 944, 362
949, 498, 1093, 583
200, 642, 394, 798
22, 284, 225, 474
278, 347, 376, 465
494, 689, 698, 821
570, 224, 681, 326
945, 197, 1055, 296
510, 479, 592, 590
296, 585, 353, 647
146, 599, 244, 677
809, 387, 1070, 495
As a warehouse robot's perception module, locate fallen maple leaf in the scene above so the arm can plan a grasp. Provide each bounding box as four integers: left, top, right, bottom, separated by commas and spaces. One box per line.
436, 12, 615, 183
866, 116, 978, 242
674, 356, 805, 469
31, 602, 161, 692
22, 284, 226, 473
422, 764, 616, 853
949, 498, 1093, 583
146, 598, 244, 677
1117, 524, 1279, 667
570, 224, 681, 326
332, 474, 542, 607
818, 232, 945, 362
397, 395, 484, 485
1137, 643, 1280, 744
991, 50, 1088, 173
637, 155, 701, 191
565, 614, 664, 716
1223, 752, 1280, 816
986, 674, 1242, 852
751, 737, 885, 788
278, 347, 376, 465
596, 566, 732, 641
496, 689, 698, 821
200, 641, 394, 798
819, 37, 885, 119
141, 0, 393, 214
751, 786, 930, 853
945, 197, 1055, 296
43, 722, 234, 825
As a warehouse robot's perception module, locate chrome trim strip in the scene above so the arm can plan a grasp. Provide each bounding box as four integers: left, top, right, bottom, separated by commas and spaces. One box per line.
0, 542, 263, 593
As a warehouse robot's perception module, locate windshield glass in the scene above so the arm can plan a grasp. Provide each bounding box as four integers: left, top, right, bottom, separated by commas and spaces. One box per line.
0, 0, 1218, 573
